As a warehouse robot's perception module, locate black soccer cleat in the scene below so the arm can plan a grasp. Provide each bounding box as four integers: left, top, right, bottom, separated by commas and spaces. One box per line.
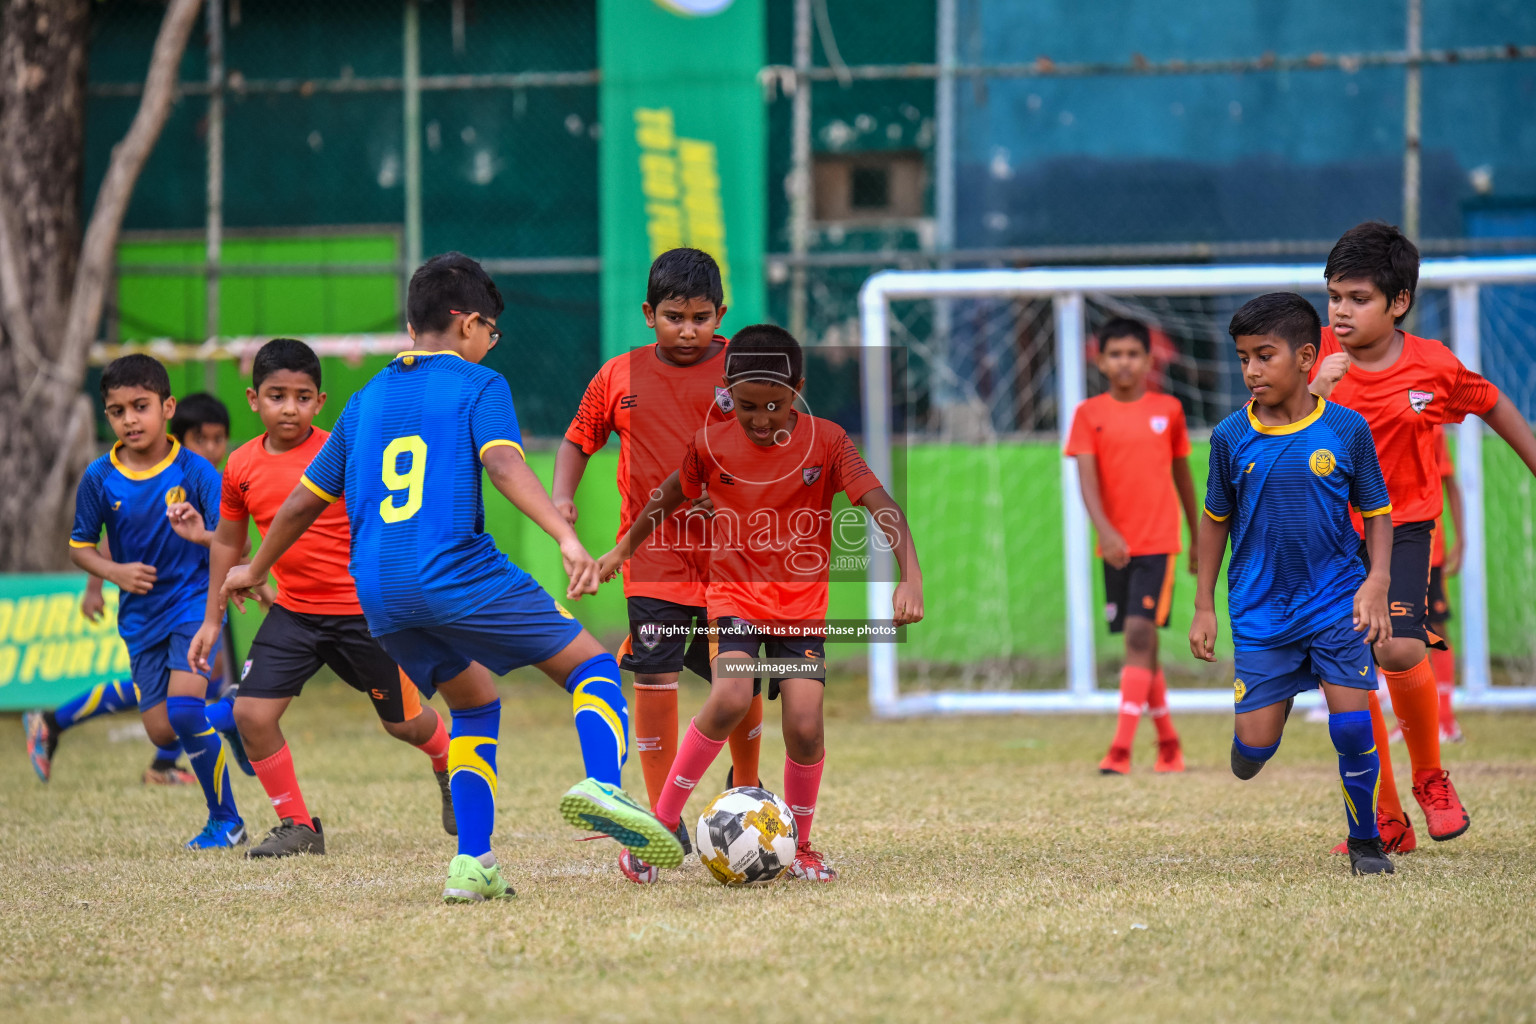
435, 770, 457, 836
1230, 741, 1268, 780
674, 818, 692, 857
246, 817, 325, 858
1347, 835, 1395, 875
724, 766, 734, 790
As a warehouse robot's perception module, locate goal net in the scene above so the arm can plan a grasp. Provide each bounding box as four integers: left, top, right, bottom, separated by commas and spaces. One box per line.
856, 259, 1536, 716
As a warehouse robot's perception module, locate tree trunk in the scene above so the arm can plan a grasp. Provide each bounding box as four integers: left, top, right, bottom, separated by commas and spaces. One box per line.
0, 0, 205, 571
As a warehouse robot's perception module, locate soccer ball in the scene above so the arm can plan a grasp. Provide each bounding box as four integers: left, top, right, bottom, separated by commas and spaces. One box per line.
695, 786, 798, 885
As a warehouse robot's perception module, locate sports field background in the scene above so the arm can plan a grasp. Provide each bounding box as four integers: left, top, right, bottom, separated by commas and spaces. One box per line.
4, 671, 1534, 1022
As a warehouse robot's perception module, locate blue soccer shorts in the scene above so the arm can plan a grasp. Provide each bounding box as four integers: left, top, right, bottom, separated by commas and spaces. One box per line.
127, 621, 221, 712
1232, 614, 1376, 713
376, 572, 583, 698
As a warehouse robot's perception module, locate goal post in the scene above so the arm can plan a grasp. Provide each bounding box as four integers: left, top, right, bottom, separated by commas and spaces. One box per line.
858, 257, 1536, 717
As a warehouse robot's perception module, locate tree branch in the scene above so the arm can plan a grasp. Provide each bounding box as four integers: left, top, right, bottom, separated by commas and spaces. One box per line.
0, 189, 43, 374
55, 0, 205, 387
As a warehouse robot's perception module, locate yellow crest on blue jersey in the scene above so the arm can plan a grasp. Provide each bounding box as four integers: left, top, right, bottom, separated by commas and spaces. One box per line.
554, 601, 575, 620
1309, 449, 1336, 477
1233, 678, 1247, 703
164, 485, 187, 505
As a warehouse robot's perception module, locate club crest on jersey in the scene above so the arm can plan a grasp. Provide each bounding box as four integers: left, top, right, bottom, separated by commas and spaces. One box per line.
1309, 449, 1336, 477
163, 486, 186, 506
802, 466, 822, 485
1408, 389, 1434, 414
1150, 416, 1169, 434
1234, 678, 1246, 703
714, 386, 735, 413
636, 622, 662, 651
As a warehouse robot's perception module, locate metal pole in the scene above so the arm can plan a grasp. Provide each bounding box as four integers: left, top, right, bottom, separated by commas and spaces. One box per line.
788, 0, 812, 341
204, 0, 224, 390
1402, 0, 1422, 239
1451, 282, 1491, 699
403, 0, 423, 287
1054, 291, 1096, 697
859, 276, 897, 713
935, 0, 956, 259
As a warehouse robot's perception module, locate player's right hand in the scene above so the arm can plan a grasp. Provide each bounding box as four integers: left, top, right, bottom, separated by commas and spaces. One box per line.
556, 499, 579, 525
1189, 609, 1218, 662
1100, 529, 1131, 569
596, 546, 626, 584
112, 562, 157, 595
221, 563, 265, 612
187, 621, 222, 674
80, 588, 105, 622
560, 536, 601, 599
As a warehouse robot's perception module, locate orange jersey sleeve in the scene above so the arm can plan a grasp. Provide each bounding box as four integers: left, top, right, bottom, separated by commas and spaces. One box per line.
564, 360, 615, 456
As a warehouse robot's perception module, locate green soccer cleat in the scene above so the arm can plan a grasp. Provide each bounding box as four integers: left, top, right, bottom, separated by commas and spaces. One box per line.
558, 778, 685, 870
442, 854, 514, 904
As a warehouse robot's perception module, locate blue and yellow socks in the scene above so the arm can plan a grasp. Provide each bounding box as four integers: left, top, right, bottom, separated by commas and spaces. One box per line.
565, 654, 628, 787
1230, 735, 1280, 780
165, 696, 240, 824
448, 700, 501, 858
53, 680, 135, 730
204, 693, 236, 734
1330, 710, 1381, 840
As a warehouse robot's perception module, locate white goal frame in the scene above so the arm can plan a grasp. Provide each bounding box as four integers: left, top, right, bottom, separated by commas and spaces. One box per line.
859, 257, 1536, 716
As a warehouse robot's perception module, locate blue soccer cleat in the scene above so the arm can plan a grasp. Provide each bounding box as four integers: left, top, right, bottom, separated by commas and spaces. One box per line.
186, 817, 248, 850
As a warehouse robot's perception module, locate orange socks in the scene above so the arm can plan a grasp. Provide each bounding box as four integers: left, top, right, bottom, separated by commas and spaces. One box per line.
1430, 645, 1457, 725
1110, 666, 1154, 751
1384, 656, 1441, 775
632, 682, 679, 810
1146, 668, 1179, 743
414, 709, 450, 773
726, 692, 763, 788
1367, 690, 1405, 819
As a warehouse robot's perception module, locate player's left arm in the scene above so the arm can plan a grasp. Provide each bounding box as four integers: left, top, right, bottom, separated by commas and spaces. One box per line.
857, 487, 924, 626
1478, 394, 1536, 479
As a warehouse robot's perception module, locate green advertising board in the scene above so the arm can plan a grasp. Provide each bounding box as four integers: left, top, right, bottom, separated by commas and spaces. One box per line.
599, 0, 766, 360
0, 575, 131, 711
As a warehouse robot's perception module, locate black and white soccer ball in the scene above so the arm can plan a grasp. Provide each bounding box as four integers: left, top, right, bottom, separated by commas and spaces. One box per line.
695, 786, 798, 885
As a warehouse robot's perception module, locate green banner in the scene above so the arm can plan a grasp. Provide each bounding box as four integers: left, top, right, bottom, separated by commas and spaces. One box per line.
599, 0, 766, 360
0, 575, 131, 711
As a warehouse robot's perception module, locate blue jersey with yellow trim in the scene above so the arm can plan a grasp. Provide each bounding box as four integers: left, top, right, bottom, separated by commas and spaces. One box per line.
70, 438, 220, 650
301, 350, 527, 635
1204, 398, 1391, 648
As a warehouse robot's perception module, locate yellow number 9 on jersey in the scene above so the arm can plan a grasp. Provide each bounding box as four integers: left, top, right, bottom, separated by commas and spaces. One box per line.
380, 435, 427, 523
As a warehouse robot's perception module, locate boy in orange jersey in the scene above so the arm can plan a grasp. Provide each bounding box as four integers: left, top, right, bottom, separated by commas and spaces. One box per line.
188, 339, 454, 858
599, 324, 925, 882
553, 248, 763, 884
1065, 318, 1200, 775
1311, 221, 1536, 851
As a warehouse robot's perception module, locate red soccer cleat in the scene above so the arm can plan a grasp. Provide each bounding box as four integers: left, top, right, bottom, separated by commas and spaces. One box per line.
1330, 810, 1417, 855
1413, 769, 1470, 841
1153, 738, 1185, 773
617, 847, 659, 884
1098, 745, 1131, 775
789, 845, 837, 882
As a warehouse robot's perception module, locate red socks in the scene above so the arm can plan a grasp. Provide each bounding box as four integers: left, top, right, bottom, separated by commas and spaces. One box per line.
1367, 690, 1405, 819
654, 719, 726, 829
1384, 656, 1441, 774
633, 682, 680, 810
1430, 645, 1457, 726
1110, 666, 1154, 751
415, 710, 450, 773
251, 743, 312, 829
727, 692, 764, 789
783, 754, 825, 849
1146, 668, 1179, 743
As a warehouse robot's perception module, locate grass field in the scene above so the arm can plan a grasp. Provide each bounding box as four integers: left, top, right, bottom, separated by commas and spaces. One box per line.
4, 672, 1535, 1024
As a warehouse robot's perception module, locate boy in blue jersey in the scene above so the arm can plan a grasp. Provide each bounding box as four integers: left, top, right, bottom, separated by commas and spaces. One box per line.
64, 356, 246, 849
1189, 293, 1396, 876
27, 393, 251, 786
222, 253, 683, 902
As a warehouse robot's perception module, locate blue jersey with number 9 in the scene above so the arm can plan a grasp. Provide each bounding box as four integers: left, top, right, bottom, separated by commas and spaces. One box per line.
301, 350, 528, 635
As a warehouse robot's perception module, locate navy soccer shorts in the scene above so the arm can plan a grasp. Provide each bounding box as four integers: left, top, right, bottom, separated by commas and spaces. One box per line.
1233, 614, 1376, 714
128, 622, 221, 712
